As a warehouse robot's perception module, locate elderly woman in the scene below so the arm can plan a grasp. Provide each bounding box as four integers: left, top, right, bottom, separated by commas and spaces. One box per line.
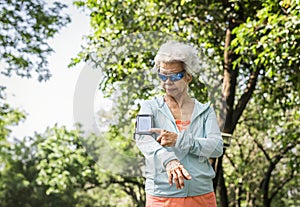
135, 41, 223, 207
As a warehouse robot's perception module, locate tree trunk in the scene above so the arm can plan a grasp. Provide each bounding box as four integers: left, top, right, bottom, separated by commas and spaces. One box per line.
216, 24, 260, 207
215, 24, 237, 207
217, 152, 229, 207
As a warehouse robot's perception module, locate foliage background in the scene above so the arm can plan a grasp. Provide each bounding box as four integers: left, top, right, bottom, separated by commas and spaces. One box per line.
0, 0, 299, 207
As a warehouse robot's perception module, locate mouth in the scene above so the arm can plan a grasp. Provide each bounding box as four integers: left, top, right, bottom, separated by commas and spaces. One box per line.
165, 88, 176, 93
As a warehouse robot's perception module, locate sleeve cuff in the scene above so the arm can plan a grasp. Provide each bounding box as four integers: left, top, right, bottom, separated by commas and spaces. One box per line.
175, 131, 195, 151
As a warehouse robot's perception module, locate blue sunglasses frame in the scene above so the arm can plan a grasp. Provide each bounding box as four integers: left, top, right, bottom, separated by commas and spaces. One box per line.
157, 71, 185, 82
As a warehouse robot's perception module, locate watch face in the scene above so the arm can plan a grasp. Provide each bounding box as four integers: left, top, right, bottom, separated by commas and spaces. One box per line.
136, 114, 153, 135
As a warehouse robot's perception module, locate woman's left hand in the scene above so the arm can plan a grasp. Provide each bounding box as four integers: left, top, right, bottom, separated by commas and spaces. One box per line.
150, 128, 178, 147
166, 160, 192, 189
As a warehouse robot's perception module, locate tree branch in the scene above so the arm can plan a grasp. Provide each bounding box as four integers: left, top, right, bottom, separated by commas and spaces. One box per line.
273, 143, 296, 164
232, 68, 260, 128
124, 185, 139, 205
260, 140, 298, 207
252, 136, 271, 162
270, 169, 295, 201
110, 176, 144, 189
224, 152, 236, 170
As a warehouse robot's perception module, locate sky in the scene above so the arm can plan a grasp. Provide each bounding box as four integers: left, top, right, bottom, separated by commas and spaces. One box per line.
1, 1, 96, 138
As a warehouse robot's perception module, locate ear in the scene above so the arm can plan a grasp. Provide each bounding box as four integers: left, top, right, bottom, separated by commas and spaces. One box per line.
185, 74, 192, 83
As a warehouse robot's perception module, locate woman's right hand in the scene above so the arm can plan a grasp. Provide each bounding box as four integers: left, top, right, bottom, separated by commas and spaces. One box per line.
166, 160, 192, 189
150, 128, 178, 147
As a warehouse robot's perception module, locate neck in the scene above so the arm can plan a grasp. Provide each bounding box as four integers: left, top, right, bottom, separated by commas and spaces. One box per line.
165, 93, 192, 108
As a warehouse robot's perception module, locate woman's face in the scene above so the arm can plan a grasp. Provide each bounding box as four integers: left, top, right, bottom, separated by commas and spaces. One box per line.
158, 61, 190, 98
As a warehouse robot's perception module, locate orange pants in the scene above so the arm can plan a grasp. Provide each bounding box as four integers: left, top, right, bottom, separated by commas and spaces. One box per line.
146, 192, 217, 207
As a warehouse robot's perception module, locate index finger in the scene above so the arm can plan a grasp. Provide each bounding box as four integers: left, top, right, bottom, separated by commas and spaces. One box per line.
179, 165, 192, 180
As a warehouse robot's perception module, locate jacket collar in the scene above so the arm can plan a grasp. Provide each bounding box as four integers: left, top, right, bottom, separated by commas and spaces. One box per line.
191, 99, 211, 121
155, 96, 174, 122
155, 96, 165, 108
155, 96, 210, 121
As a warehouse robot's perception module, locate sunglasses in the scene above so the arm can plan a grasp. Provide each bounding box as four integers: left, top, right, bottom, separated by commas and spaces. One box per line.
157, 71, 185, 82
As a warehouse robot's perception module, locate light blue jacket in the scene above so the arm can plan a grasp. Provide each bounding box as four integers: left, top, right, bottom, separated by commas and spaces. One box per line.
135, 96, 223, 197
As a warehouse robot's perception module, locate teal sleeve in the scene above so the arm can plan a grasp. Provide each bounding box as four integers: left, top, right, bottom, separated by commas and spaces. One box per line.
175, 107, 223, 159
135, 100, 178, 170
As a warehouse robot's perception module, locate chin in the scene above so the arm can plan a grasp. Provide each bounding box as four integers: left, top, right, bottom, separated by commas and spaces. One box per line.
166, 92, 179, 98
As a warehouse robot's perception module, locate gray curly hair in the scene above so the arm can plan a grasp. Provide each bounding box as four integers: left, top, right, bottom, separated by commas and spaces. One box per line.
154, 40, 201, 76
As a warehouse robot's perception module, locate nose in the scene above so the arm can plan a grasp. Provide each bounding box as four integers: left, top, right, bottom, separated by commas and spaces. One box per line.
164, 77, 173, 84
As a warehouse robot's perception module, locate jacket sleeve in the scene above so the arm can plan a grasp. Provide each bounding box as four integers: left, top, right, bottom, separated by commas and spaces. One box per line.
174, 106, 223, 159
134, 100, 179, 170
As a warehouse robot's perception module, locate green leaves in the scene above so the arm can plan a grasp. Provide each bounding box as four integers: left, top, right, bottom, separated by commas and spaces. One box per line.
35, 126, 95, 195
0, 0, 70, 81
0, 102, 25, 140
231, 0, 300, 74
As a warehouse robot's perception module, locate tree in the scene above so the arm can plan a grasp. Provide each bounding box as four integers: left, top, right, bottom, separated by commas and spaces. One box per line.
224, 94, 299, 206
0, 101, 26, 207
71, 0, 300, 206
0, 102, 25, 141
35, 125, 145, 206
0, 0, 70, 82
0, 123, 142, 207
0, 1, 76, 205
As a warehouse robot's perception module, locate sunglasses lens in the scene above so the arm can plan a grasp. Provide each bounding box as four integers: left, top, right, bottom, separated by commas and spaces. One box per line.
170, 73, 184, 81
158, 74, 168, 81
158, 71, 185, 82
